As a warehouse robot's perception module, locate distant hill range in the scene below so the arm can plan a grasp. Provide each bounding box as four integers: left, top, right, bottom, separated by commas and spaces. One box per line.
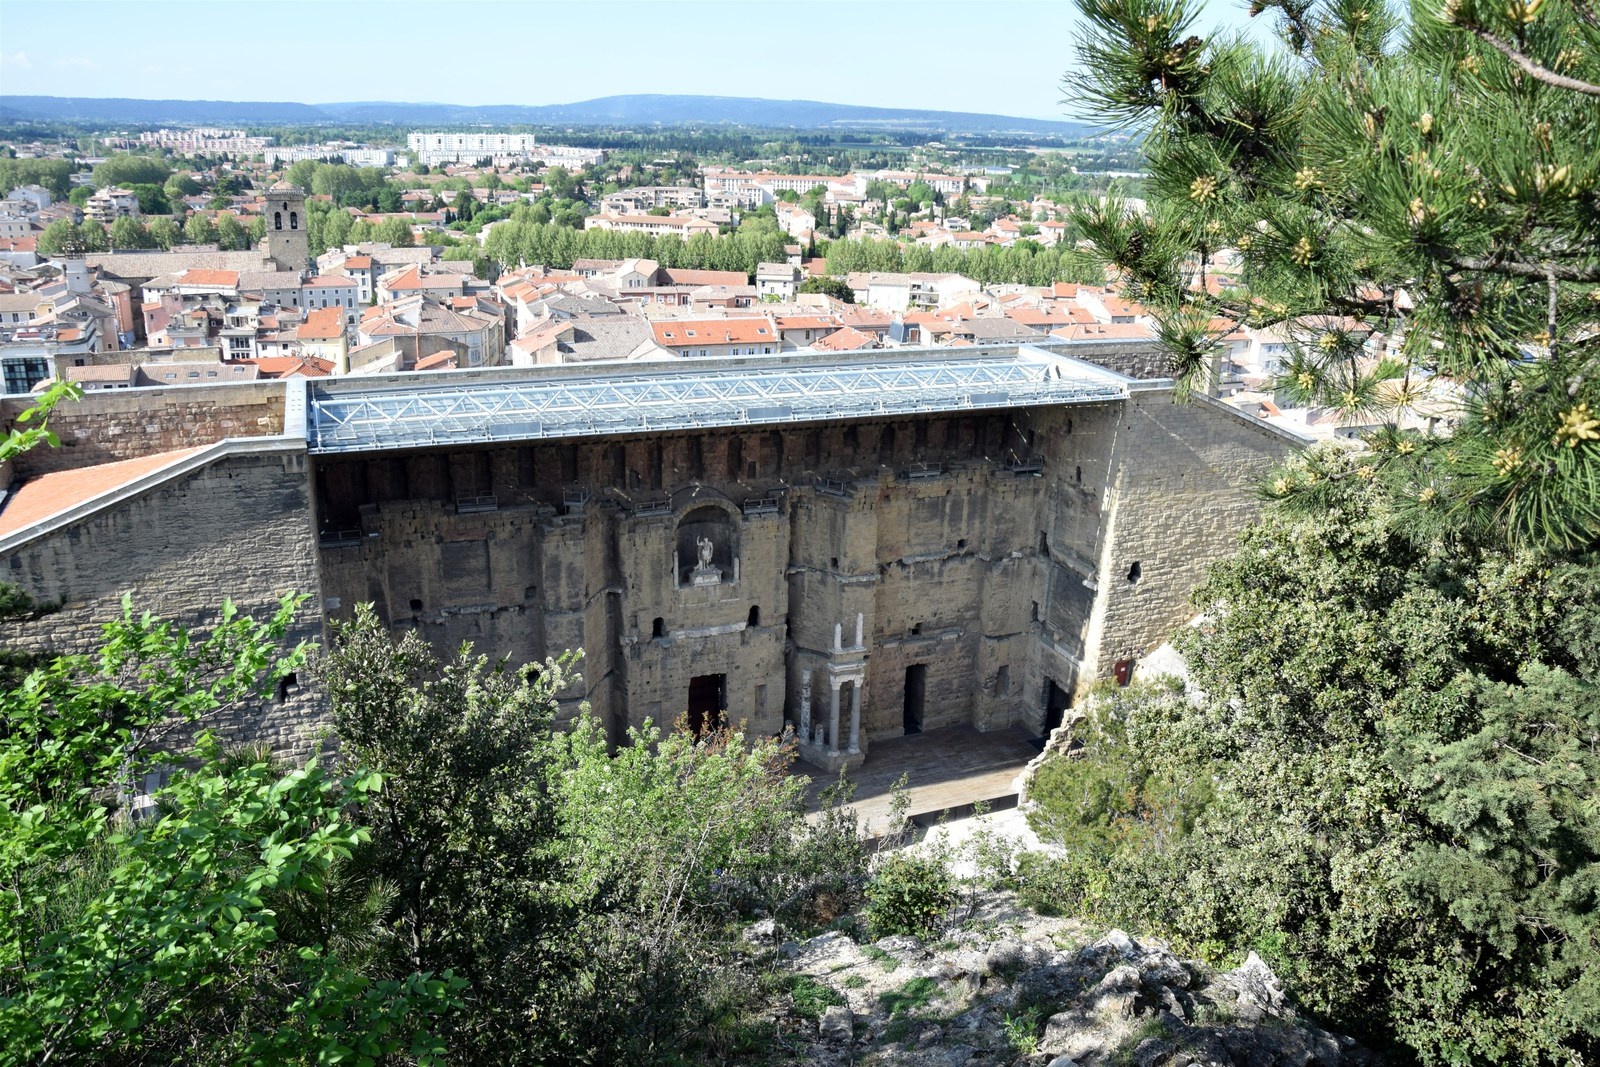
0, 93, 1094, 137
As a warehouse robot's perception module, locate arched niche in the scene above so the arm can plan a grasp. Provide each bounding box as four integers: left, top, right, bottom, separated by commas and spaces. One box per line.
676, 503, 738, 586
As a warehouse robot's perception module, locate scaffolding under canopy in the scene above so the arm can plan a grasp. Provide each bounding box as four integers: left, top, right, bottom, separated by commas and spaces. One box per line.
306, 345, 1133, 454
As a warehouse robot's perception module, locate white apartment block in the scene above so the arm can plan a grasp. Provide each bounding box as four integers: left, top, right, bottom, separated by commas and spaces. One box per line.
108, 128, 275, 155
266, 145, 397, 168
84, 187, 140, 225
583, 213, 720, 239
406, 132, 604, 167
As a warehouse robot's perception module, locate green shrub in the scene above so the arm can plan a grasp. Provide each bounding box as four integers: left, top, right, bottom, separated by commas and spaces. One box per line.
1014, 849, 1111, 918
878, 976, 940, 1018
1003, 1005, 1044, 1055
864, 851, 957, 939
787, 975, 844, 1020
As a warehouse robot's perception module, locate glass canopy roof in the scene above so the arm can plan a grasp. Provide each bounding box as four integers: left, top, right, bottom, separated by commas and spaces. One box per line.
306, 344, 1135, 454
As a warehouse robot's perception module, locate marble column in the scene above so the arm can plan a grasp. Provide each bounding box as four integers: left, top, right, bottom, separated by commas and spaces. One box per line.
847, 680, 861, 754
828, 681, 841, 757
799, 669, 812, 741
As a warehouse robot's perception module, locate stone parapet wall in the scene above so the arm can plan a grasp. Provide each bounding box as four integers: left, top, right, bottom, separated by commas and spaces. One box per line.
3, 381, 288, 477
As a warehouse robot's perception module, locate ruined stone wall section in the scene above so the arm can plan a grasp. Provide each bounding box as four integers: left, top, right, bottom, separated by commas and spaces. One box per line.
1083, 392, 1298, 683
318, 500, 552, 671
0, 447, 325, 757
307, 396, 1291, 758
1018, 405, 1124, 731
618, 503, 788, 739
2, 383, 288, 477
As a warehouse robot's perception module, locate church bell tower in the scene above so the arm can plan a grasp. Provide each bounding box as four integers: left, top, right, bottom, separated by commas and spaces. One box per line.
262, 180, 309, 273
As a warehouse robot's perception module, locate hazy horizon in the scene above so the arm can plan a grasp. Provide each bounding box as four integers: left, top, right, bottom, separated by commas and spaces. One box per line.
1, 0, 1272, 124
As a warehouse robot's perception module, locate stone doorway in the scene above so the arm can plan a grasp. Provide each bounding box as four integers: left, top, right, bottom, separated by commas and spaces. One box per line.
687, 673, 726, 736
1044, 678, 1071, 737
903, 664, 926, 735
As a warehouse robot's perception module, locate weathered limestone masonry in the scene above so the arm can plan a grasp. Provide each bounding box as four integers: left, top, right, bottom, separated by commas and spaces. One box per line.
1, 383, 286, 477
0, 350, 1297, 771
310, 375, 1296, 769
0, 385, 324, 757
1079, 393, 1308, 681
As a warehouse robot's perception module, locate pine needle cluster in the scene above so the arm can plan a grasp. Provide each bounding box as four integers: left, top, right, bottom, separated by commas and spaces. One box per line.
1067, 0, 1600, 550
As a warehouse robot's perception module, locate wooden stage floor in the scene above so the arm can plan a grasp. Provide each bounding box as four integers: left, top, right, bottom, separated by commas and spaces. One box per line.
797, 724, 1042, 833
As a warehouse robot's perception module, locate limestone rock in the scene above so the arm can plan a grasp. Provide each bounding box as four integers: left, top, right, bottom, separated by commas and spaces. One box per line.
819, 1004, 854, 1042
764, 887, 1373, 1067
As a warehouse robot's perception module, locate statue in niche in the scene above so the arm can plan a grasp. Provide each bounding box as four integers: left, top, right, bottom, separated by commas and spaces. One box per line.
690, 534, 723, 586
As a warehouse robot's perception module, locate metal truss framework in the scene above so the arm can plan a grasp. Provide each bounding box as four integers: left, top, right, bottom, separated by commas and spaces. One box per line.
306, 350, 1130, 454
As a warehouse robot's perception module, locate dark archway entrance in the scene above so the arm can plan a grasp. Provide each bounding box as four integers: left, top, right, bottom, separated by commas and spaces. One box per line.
1044, 678, 1071, 736
903, 664, 926, 735
687, 673, 726, 736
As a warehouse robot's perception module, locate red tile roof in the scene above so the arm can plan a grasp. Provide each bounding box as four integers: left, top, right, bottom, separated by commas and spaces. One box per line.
178, 268, 240, 287
249, 354, 335, 378
812, 326, 876, 352
0, 447, 206, 539
650, 319, 774, 348
414, 351, 458, 370
296, 306, 345, 341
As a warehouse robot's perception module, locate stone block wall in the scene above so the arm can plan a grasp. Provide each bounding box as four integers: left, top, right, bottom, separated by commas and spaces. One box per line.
0, 445, 325, 758
309, 393, 1294, 764
3, 381, 288, 477
1082, 392, 1299, 680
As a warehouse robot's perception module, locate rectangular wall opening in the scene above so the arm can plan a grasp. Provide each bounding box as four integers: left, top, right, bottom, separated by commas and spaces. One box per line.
903, 664, 927, 736
687, 673, 726, 737
1044, 678, 1071, 737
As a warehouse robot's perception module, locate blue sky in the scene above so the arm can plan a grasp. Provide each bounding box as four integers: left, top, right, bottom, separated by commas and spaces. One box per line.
0, 0, 1273, 122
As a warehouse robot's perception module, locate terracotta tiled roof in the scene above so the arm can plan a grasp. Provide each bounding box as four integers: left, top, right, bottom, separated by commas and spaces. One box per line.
0, 447, 206, 539
650, 319, 774, 347
296, 306, 345, 341
1050, 321, 1157, 341
414, 351, 458, 370
249, 354, 335, 378
811, 326, 875, 352
774, 315, 840, 331
178, 269, 241, 287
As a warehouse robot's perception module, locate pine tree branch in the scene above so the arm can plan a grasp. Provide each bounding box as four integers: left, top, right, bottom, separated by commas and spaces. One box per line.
1547, 269, 1560, 363
1447, 256, 1600, 282
1463, 25, 1600, 95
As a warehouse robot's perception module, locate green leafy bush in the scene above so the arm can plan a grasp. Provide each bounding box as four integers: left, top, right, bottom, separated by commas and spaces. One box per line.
1025, 463, 1600, 1063
787, 975, 845, 1019
864, 851, 957, 939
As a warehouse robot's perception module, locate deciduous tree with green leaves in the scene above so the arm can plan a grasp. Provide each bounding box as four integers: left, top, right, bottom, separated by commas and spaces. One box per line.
108, 215, 152, 250
215, 213, 245, 251
0, 597, 458, 1066
146, 216, 182, 250
182, 212, 217, 246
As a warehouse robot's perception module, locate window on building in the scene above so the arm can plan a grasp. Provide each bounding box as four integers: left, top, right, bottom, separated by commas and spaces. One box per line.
274, 211, 282, 230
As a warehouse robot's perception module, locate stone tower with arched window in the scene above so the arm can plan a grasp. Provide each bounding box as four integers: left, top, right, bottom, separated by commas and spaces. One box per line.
262, 180, 309, 273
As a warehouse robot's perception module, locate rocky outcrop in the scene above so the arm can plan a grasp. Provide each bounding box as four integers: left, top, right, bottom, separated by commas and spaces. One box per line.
766, 895, 1373, 1066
